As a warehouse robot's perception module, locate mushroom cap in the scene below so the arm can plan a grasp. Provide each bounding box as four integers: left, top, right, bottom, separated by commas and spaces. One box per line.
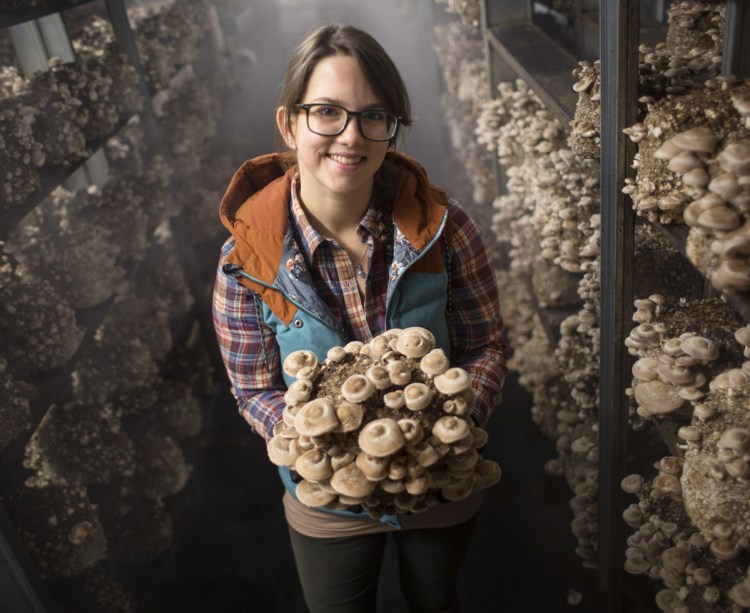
450, 433, 475, 455
355, 451, 389, 481
470, 426, 489, 449
334, 401, 364, 433
718, 427, 750, 452
395, 327, 436, 358
341, 374, 375, 403
434, 367, 471, 395
383, 390, 406, 409
294, 448, 333, 482
445, 448, 479, 471
380, 477, 406, 494
294, 398, 339, 436
633, 380, 685, 415
475, 459, 501, 488
620, 473, 645, 494
404, 383, 433, 411
330, 462, 377, 498
326, 346, 347, 363
397, 418, 423, 444
709, 538, 740, 561
368, 334, 391, 358
406, 440, 440, 467
267, 436, 300, 467
405, 473, 430, 495
295, 479, 337, 507
441, 476, 474, 501
343, 341, 364, 354
420, 349, 450, 376
358, 418, 405, 457
282, 404, 299, 428
330, 451, 356, 471
386, 360, 411, 386
729, 583, 750, 608
735, 326, 750, 348
669, 126, 721, 154
365, 365, 391, 390
443, 397, 471, 416
432, 415, 472, 444
283, 350, 318, 377
284, 379, 314, 404
680, 335, 719, 360
388, 456, 408, 480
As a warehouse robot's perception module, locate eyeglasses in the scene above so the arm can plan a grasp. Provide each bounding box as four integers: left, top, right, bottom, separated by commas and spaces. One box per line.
294, 103, 400, 142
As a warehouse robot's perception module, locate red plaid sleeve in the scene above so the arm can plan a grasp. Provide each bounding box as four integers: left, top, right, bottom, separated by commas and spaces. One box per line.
212, 241, 286, 442
447, 201, 508, 427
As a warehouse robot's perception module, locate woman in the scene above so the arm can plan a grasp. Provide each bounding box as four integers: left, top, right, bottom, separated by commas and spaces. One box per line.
213, 23, 507, 613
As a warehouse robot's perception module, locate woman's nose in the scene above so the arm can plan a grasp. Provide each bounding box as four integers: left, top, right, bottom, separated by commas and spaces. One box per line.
337, 114, 365, 144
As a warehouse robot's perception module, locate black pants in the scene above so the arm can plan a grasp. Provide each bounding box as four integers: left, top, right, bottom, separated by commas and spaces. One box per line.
287, 515, 477, 613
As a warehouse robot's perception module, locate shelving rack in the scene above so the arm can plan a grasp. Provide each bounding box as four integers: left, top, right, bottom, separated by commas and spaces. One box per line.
479, 1, 750, 611
0, 1, 228, 610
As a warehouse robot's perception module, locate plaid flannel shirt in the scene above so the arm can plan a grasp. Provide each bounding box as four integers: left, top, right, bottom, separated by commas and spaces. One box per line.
213, 176, 507, 441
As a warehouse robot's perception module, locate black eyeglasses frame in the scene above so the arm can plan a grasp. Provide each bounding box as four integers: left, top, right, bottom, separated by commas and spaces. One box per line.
294, 103, 400, 142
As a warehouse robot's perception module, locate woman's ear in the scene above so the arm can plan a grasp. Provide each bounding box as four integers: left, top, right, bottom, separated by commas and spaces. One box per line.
276, 106, 296, 149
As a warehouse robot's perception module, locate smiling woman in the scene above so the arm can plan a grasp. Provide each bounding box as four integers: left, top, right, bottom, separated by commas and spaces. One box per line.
212, 22, 507, 613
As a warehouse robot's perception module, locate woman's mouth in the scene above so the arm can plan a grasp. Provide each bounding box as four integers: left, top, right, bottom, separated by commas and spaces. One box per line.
328, 153, 364, 166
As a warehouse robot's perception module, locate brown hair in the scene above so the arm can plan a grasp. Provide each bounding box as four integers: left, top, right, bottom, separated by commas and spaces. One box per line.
276, 23, 413, 157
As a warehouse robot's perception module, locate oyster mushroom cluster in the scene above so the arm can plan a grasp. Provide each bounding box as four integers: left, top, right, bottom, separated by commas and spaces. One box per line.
0, 484, 106, 578
621, 455, 747, 613
433, 19, 494, 208
625, 294, 745, 423
574, 1, 724, 161
4, 207, 125, 310
129, 0, 207, 92
267, 327, 501, 518
623, 78, 750, 229
478, 78, 600, 275
678, 331, 750, 567
569, 59, 601, 159
0, 256, 84, 375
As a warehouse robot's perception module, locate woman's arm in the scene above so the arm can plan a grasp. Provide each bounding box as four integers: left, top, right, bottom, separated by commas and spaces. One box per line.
212, 245, 286, 442
446, 201, 508, 428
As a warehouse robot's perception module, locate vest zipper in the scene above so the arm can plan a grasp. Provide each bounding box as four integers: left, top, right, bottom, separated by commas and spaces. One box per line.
222, 263, 344, 335
386, 208, 449, 312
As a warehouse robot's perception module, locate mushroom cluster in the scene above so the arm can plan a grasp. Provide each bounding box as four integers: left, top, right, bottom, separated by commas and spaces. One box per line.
266, 327, 501, 518
0, 91, 42, 210
620, 456, 746, 613
623, 78, 749, 231
25, 401, 135, 488
0, 257, 84, 375
129, 0, 207, 92
155, 73, 222, 179
679, 333, 750, 565
0, 484, 106, 578
4, 210, 125, 310
434, 19, 494, 208
478, 78, 600, 275
573, 1, 724, 162
556, 309, 600, 414
625, 294, 745, 423
569, 59, 601, 160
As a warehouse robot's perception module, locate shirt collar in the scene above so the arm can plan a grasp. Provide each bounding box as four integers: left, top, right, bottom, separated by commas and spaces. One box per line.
289, 173, 377, 258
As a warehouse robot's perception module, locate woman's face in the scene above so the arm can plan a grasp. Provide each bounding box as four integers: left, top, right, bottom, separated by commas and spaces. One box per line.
281, 54, 390, 206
